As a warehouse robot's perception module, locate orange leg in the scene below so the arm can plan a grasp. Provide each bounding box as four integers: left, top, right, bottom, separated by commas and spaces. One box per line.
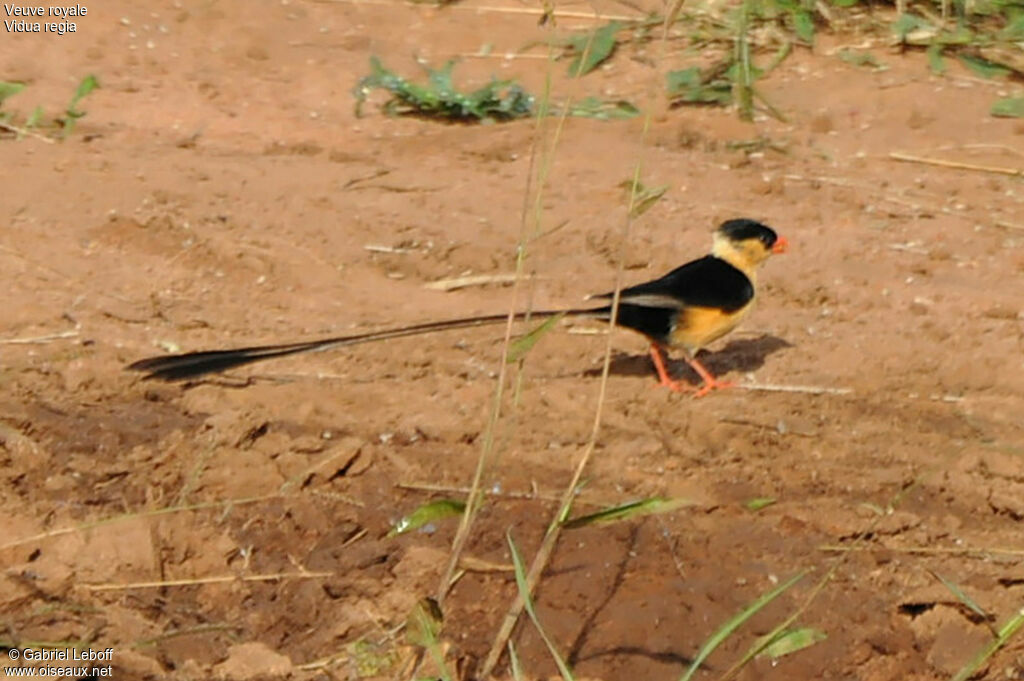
685, 356, 734, 398
648, 344, 692, 393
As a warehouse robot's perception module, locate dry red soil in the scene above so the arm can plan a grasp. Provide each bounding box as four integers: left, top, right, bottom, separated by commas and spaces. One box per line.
3, 1, 1024, 679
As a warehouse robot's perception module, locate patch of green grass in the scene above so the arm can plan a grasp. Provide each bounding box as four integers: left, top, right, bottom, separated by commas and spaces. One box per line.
884, 2, 1024, 115
353, 0, 1024, 124
753, 0, 817, 43
354, 57, 640, 123
0, 74, 98, 140
666, 65, 734, 106
354, 57, 533, 122
660, 0, 1024, 117
666, 0, 792, 120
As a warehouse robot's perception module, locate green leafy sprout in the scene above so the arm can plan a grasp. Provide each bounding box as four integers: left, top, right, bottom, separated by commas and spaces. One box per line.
354, 57, 533, 122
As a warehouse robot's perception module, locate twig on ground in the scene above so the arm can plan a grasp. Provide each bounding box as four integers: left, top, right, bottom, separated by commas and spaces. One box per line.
820, 544, 1024, 558
460, 555, 515, 572
397, 481, 595, 505
84, 571, 333, 591
424, 273, 541, 292
456, 52, 551, 60
890, 151, 1023, 177
888, 242, 930, 255
0, 330, 79, 345
309, 0, 641, 21
738, 382, 853, 395
0, 120, 56, 143
364, 244, 417, 254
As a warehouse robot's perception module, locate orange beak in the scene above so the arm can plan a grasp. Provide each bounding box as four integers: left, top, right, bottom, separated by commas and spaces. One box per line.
772, 236, 789, 254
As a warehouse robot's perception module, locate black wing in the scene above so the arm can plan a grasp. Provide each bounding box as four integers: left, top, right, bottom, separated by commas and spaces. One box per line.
593, 256, 754, 312
591, 256, 754, 345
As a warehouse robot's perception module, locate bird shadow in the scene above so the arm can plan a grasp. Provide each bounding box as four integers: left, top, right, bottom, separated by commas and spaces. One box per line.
584, 333, 792, 383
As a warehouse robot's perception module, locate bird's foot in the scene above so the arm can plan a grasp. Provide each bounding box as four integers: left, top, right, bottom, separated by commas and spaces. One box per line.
693, 378, 734, 398
655, 377, 694, 393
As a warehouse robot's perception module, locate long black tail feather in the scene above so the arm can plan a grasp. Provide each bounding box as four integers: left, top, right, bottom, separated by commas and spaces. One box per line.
126, 307, 610, 382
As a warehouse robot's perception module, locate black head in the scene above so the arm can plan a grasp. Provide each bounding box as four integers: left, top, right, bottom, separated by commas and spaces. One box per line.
715, 219, 780, 250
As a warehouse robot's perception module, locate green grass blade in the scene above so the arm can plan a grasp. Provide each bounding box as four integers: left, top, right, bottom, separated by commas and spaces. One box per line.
623, 181, 668, 219
837, 48, 887, 71
791, 9, 815, 43
62, 74, 99, 137
666, 67, 733, 106
70, 74, 99, 106
566, 97, 640, 120
959, 54, 1010, 79
752, 87, 788, 123
508, 640, 525, 681
388, 499, 466, 537
756, 627, 826, 659
406, 598, 444, 647
927, 44, 947, 74
507, 531, 575, 681
891, 13, 932, 42
406, 598, 453, 681
679, 570, 808, 681
745, 497, 776, 511
567, 22, 622, 77
764, 41, 793, 74
563, 497, 692, 529
0, 81, 26, 105
506, 313, 565, 364
952, 606, 1024, 681
929, 571, 991, 623
25, 105, 43, 129
733, 0, 755, 121
991, 96, 1024, 118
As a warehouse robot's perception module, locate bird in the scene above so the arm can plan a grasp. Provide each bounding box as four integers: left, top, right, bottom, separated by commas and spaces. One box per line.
127, 218, 787, 396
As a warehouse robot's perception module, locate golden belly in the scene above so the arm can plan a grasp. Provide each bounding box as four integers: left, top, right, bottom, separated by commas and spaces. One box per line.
669, 302, 754, 355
